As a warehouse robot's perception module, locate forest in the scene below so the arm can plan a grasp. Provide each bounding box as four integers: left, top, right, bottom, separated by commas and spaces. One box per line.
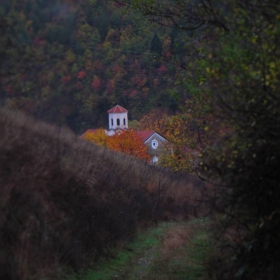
1, 0, 280, 279
0, 0, 191, 132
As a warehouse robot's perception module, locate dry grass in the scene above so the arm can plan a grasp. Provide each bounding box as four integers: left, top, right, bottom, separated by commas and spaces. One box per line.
0, 108, 208, 280
161, 227, 193, 261
144, 220, 211, 280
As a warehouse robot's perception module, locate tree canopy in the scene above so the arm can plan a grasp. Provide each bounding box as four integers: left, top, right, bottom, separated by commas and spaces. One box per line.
125, 0, 280, 278
85, 129, 151, 160
0, 0, 192, 133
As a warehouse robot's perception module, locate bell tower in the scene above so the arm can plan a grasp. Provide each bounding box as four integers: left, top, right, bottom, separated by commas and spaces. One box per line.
107, 105, 128, 130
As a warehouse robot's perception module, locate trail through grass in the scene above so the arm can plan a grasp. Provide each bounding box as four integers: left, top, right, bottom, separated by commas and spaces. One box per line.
73, 219, 211, 280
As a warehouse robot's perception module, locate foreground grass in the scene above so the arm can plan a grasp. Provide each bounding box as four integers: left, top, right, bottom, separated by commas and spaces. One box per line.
146, 219, 211, 280
72, 223, 168, 280
72, 219, 211, 280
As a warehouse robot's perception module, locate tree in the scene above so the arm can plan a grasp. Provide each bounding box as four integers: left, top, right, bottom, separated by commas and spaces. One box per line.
85, 128, 108, 147
139, 107, 169, 133
150, 32, 163, 55
107, 129, 152, 161
2, 0, 185, 133
140, 98, 208, 173
92, 76, 102, 90
126, 0, 280, 278
85, 128, 151, 161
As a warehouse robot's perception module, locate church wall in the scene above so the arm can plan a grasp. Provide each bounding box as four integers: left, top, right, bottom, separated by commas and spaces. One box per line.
145, 134, 168, 163
108, 112, 128, 130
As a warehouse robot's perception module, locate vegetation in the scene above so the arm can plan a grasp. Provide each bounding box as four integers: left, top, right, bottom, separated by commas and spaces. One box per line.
73, 223, 166, 280
0, 0, 207, 173
0, 0, 190, 133
2, 0, 279, 279
73, 219, 211, 280
0, 108, 207, 280
126, 0, 280, 279
85, 128, 152, 160
145, 219, 211, 280
139, 96, 207, 173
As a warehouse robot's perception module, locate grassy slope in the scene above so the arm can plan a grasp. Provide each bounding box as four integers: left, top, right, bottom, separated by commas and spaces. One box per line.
0, 108, 208, 280
146, 219, 211, 280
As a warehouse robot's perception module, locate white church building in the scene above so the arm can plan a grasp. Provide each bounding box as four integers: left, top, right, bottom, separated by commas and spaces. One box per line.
108, 105, 128, 130
81, 105, 169, 163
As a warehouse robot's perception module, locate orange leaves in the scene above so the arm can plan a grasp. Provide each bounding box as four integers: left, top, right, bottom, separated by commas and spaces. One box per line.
140, 99, 208, 173
107, 130, 151, 161
140, 108, 169, 134
86, 129, 151, 161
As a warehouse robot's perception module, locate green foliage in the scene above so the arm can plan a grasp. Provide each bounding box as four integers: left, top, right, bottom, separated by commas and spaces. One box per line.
150, 32, 163, 54
73, 224, 166, 280
128, 0, 280, 279
144, 219, 211, 280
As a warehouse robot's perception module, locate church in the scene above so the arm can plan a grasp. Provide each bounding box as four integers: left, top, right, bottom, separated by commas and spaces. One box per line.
81, 105, 169, 164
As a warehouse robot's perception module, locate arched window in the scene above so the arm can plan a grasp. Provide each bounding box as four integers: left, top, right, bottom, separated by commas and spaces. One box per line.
123, 118, 126, 126
117, 118, 120, 126
111, 118, 113, 126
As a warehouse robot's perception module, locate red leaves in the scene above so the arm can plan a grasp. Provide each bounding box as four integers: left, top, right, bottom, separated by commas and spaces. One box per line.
77, 71, 86, 79
158, 64, 167, 75
166, 51, 172, 60
33, 37, 46, 46
62, 75, 71, 83
92, 77, 102, 90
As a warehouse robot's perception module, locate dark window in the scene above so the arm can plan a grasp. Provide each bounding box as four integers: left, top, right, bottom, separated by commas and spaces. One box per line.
117, 118, 120, 126
111, 119, 113, 126
123, 118, 126, 125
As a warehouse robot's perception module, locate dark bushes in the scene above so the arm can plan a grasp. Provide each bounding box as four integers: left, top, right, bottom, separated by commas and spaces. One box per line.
0, 108, 206, 280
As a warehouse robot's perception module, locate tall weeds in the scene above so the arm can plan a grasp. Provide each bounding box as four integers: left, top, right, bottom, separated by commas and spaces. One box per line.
0, 108, 207, 280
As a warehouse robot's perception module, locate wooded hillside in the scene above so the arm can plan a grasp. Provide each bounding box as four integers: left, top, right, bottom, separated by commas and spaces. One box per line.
0, 0, 193, 132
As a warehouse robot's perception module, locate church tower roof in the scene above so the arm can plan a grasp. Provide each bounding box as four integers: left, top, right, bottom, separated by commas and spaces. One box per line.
107, 105, 128, 114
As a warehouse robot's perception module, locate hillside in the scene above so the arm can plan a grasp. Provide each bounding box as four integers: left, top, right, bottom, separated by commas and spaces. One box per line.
0, 108, 207, 279
0, 0, 194, 133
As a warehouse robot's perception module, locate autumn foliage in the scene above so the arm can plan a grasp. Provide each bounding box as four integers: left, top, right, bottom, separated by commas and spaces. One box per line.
139, 97, 208, 173
85, 128, 108, 146
92, 76, 102, 90
85, 129, 151, 161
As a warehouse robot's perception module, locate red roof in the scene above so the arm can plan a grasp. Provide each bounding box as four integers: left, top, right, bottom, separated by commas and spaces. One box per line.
80, 129, 98, 139
136, 131, 155, 142
107, 105, 128, 114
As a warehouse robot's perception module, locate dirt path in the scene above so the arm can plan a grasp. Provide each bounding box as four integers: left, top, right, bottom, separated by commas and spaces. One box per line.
75, 219, 209, 280
117, 244, 158, 279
